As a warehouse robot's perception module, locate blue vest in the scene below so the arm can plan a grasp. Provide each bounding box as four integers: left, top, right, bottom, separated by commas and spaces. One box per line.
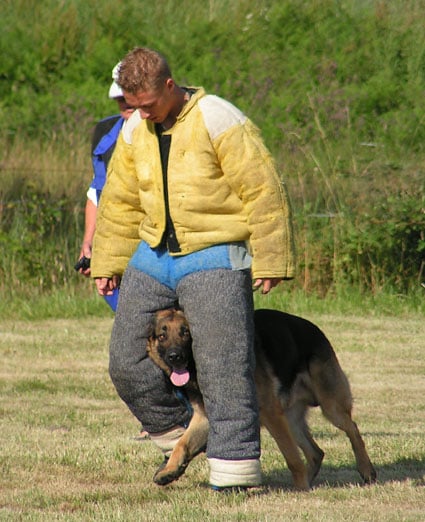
91, 116, 124, 203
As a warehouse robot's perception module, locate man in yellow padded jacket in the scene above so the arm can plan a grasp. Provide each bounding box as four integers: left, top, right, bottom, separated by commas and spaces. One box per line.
91, 47, 295, 491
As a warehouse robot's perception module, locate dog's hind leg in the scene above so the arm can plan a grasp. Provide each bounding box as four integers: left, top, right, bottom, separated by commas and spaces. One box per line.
321, 402, 376, 484
286, 402, 324, 486
310, 359, 377, 484
260, 394, 310, 491
153, 404, 209, 486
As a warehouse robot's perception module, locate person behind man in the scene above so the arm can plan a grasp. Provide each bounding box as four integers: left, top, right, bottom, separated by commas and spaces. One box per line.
91, 47, 296, 490
76, 63, 149, 441
77, 62, 134, 310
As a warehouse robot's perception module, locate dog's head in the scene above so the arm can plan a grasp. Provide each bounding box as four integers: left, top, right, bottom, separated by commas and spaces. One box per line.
147, 309, 194, 387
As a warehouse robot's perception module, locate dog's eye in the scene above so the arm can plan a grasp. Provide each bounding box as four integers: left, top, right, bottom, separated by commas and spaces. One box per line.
157, 333, 166, 342
180, 326, 190, 338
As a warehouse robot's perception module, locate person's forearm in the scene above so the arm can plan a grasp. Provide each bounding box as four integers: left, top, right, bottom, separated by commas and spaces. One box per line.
81, 199, 97, 256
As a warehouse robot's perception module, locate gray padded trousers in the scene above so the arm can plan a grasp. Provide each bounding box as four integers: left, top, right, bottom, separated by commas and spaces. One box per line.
109, 265, 260, 461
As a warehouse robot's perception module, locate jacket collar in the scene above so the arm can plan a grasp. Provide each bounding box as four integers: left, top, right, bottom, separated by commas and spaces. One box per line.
175, 86, 205, 123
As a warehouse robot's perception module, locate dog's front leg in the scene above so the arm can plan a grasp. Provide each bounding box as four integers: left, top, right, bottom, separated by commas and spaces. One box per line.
153, 402, 209, 485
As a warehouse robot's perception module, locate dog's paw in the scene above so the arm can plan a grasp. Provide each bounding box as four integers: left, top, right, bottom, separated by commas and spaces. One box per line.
153, 458, 188, 486
362, 467, 377, 485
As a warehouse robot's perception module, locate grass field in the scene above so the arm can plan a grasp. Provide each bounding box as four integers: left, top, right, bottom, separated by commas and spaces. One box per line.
1, 312, 424, 521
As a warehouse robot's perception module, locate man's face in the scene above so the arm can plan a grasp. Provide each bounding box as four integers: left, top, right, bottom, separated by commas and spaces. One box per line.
123, 79, 174, 123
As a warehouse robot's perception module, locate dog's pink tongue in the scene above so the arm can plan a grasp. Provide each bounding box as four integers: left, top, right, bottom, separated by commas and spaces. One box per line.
170, 369, 190, 387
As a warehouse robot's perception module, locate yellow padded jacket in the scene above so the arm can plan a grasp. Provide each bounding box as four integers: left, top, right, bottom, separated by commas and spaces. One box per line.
91, 87, 295, 280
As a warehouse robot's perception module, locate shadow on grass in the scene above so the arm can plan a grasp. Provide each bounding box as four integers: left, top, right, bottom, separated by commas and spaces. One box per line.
189, 456, 424, 497
263, 456, 425, 491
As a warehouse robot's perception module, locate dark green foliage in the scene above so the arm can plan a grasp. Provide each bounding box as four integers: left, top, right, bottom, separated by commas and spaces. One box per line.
2, 0, 425, 150
345, 193, 425, 291
1, 0, 425, 306
297, 192, 425, 294
0, 187, 82, 290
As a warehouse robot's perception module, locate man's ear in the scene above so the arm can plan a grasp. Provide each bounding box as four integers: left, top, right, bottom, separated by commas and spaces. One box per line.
165, 77, 174, 92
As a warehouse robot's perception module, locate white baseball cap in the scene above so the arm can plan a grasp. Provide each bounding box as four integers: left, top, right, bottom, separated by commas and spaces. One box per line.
108, 62, 123, 99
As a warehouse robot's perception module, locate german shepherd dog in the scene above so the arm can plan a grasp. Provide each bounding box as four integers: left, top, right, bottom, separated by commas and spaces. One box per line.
147, 308, 376, 489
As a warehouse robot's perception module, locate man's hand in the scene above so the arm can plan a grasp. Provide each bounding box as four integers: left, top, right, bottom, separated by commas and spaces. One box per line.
95, 275, 121, 296
74, 255, 91, 275
252, 278, 282, 294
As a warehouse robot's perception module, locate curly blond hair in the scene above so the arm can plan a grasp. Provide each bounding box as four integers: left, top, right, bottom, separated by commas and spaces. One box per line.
117, 47, 172, 94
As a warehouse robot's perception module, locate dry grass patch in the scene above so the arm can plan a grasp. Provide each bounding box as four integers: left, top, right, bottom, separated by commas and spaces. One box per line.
0, 314, 424, 521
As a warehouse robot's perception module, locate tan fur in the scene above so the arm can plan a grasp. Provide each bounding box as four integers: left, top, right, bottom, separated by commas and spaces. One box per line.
147, 308, 376, 489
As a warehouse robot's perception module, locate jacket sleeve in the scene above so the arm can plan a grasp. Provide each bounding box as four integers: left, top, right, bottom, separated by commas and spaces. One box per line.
91, 133, 143, 278
214, 119, 296, 280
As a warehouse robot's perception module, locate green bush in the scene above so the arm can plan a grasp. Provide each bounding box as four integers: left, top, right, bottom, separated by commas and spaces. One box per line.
344, 193, 425, 292
0, 188, 82, 291
2, 0, 425, 152
300, 195, 425, 293
1, 0, 425, 305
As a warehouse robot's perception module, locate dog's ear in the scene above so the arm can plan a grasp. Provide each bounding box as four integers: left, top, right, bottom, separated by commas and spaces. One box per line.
147, 315, 157, 339
156, 309, 173, 320
175, 310, 190, 328
147, 322, 155, 339
146, 311, 164, 354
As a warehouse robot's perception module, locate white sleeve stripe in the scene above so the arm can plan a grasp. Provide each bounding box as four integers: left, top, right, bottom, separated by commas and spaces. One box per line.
198, 95, 247, 141
87, 187, 98, 206
122, 111, 142, 144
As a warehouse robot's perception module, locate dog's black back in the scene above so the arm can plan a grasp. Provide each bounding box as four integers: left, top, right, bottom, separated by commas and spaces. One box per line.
254, 309, 335, 394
